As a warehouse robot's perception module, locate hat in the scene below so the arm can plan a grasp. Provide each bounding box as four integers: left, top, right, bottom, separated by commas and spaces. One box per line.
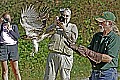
95, 11, 116, 22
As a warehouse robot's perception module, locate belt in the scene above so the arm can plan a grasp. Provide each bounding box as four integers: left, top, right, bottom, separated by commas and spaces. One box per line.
93, 67, 117, 72
0, 43, 6, 46
0, 43, 17, 46
50, 51, 71, 57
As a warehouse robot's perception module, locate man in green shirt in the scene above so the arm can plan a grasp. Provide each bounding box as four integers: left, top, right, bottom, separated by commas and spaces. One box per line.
69, 11, 120, 80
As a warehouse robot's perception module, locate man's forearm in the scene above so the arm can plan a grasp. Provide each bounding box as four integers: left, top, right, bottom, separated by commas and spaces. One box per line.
69, 44, 112, 63
77, 45, 112, 63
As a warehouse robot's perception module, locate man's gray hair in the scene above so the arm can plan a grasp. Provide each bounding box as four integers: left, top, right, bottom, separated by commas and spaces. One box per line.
111, 21, 120, 35
60, 8, 71, 15
65, 8, 71, 15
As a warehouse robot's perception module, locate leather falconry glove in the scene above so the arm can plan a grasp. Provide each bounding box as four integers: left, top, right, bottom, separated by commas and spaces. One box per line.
69, 44, 86, 57
69, 44, 112, 64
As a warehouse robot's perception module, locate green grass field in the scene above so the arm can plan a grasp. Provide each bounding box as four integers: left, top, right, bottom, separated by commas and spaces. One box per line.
1, 38, 120, 80
0, 0, 120, 80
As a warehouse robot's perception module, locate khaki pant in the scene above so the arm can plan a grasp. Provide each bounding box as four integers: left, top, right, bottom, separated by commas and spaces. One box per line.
44, 52, 73, 80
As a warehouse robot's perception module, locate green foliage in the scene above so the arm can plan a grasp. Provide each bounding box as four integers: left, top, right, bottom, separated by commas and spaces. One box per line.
0, 0, 120, 79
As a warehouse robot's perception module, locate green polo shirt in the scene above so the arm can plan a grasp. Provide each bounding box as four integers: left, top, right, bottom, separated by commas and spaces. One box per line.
88, 31, 120, 70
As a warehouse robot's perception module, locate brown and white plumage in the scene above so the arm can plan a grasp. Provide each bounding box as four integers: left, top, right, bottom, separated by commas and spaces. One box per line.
20, 4, 50, 56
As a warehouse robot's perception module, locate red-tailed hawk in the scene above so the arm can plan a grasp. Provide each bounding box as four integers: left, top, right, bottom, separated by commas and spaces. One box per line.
20, 4, 50, 56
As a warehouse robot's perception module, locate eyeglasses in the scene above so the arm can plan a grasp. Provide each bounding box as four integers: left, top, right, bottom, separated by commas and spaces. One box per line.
62, 14, 69, 18
98, 21, 112, 26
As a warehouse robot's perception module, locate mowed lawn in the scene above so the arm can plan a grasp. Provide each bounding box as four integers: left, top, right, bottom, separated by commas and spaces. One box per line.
0, 39, 120, 80
0, 0, 120, 80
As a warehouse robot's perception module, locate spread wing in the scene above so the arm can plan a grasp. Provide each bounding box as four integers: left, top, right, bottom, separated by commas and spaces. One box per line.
20, 4, 50, 38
